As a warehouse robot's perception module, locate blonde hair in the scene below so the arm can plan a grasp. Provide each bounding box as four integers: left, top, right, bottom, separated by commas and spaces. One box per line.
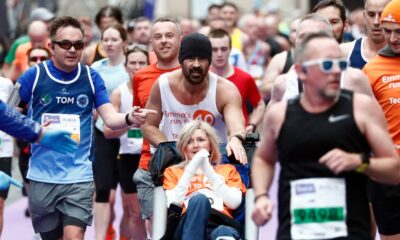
176, 120, 221, 168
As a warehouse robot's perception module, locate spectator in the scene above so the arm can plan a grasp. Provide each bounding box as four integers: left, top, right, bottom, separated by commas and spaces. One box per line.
81, 5, 123, 65
208, 28, 265, 133
103, 44, 150, 240
8, 21, 50, 81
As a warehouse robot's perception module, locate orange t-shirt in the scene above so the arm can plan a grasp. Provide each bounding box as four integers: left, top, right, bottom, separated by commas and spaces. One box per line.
133, 63, 181, 170
363, 54, 400, 153
13, 40, 51, 80
162, 164, 246, 217
13, 42, 33, 75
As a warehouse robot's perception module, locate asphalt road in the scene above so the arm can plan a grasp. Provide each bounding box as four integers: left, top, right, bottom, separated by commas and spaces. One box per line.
5, 157, 24, 206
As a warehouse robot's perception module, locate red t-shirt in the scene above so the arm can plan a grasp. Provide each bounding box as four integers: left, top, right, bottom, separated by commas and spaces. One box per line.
226, 66, 262, 124
133, 63, 180, 170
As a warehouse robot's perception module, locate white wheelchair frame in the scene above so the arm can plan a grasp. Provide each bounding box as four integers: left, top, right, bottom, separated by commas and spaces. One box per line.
152, 178, 259, 240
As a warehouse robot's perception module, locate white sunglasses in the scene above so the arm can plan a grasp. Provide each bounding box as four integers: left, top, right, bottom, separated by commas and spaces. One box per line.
302, 59, 349, 73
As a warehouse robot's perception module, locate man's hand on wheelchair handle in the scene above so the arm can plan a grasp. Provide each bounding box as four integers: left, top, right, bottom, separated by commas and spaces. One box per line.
226, 136, 248, 165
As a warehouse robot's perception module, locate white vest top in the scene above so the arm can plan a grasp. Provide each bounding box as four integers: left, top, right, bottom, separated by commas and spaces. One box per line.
159, 72, 228, 143
283, 69, 345, 101
118, 83, 142, 154
0, 77, 14, 157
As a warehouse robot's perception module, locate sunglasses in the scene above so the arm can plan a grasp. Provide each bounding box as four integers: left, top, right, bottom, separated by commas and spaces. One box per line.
302, 59, 348, 73
52, 40, 85, 50
29, 56, 49, 62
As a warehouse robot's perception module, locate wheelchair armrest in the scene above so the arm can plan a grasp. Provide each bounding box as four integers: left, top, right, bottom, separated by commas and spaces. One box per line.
152, 186, 168, 239
245, 188, 259, 240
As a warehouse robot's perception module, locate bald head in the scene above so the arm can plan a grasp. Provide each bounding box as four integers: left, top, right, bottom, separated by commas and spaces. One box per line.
28, 21, 49, 47
364, 0, 392, 43
264, 14, 280, 36
364, 0, 391, 8
296, 14, 333, 46
28, 21, 48, 36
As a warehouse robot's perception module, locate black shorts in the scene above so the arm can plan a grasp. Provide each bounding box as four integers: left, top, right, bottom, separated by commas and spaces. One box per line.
118, 154, 140, 193
0, 157, 12, 199
370, 181, 400, 235
93, 128, 119, 202
16, 140, 30, 184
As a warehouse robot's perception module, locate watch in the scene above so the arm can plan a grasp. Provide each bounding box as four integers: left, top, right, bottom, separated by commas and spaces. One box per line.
355, 153, 370, 173
125, 113, 133, 126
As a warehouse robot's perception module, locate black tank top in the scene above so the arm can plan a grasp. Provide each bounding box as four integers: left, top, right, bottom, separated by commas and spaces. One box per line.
276, 90, 371, 239
282, 49, 293, 74
90, 43, 106, 64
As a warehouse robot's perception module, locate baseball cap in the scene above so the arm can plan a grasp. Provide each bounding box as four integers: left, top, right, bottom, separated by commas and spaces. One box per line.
30, 7, 55, 22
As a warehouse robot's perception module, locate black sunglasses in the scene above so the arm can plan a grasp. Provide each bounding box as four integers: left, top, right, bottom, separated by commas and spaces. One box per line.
52, 40, 85, 50
29, 56, 49, 62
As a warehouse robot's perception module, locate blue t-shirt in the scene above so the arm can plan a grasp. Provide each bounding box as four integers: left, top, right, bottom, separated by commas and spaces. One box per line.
18, 60, 109, 184
91, 58, 129, 96
91, 58, 129, 131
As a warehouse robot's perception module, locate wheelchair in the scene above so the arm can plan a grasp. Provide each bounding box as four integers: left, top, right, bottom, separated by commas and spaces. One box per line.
150, 133, 260, 240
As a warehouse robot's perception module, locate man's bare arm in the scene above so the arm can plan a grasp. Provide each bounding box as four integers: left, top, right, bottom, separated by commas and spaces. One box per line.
246, 99, 266, 133
343, 68, 373, 97
98, 101, 156, 130
251, 101, 286, 226
141, 80, 166, 147
103, 88, 128, 139
260, 51, 287, 99
339, 41, 354, 59
267, 73, 287, 110
355, 93, 400, 184
320, 93, 400, 184
218, 79, 247, 163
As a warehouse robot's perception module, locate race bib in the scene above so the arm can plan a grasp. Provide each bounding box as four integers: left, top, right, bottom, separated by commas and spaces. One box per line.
42, 113, 80, 143
290, 178, 347, 239
126, 128, 143, 154
184, 189, 224, 212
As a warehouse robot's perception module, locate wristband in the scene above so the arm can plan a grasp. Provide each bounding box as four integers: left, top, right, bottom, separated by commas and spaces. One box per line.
230, 134, 245, 144
125, 113, 133, 126
254, 192, 269, 203
355, 153, 370, 173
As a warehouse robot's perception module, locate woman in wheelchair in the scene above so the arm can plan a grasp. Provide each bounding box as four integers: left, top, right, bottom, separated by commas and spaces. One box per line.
162, 121, 246, 240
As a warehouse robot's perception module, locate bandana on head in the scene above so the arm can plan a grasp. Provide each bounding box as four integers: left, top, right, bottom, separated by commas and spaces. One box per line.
381, 0, 400, 24
179, 33, 212, 64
